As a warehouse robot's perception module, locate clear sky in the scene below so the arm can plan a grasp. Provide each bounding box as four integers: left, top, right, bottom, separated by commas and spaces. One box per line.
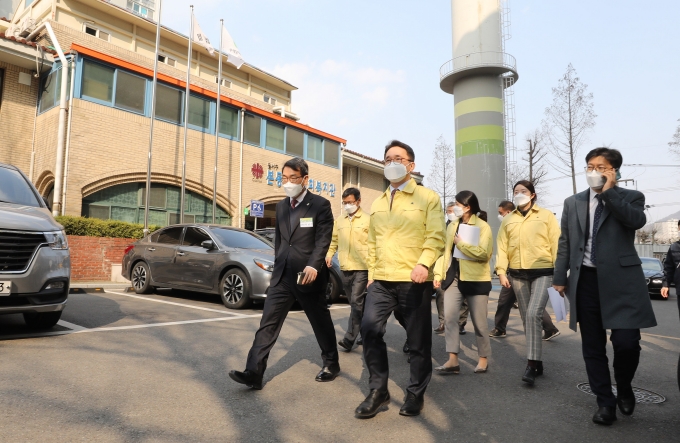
162, 0, 680, 223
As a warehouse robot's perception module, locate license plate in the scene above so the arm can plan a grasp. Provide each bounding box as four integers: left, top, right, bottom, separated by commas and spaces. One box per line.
0, 281, 12, 295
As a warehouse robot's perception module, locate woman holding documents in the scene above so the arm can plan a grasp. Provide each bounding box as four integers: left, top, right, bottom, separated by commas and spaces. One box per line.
433, 191, 493, 374
496, 180, 561, 386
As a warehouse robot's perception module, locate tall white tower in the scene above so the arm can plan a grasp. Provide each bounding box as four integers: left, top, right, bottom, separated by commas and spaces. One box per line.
440, 0, 518, 233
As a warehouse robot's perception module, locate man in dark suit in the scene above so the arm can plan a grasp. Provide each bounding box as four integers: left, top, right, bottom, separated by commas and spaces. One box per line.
229, 157, 339, 389
553, 147, 657, 426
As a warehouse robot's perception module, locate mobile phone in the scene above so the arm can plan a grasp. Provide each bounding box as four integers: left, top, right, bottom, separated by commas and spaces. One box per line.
297, 272, 306, 285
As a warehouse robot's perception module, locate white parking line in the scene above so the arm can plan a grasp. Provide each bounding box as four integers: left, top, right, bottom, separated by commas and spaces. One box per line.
105, 291, 248, 316
57, 319, 88, 332
72, 315, 262, 333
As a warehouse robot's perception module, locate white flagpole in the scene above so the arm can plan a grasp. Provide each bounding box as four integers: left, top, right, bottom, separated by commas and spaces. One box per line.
144, 0, 163, 233
180, 5, 194, 224
212, 19, 224, 224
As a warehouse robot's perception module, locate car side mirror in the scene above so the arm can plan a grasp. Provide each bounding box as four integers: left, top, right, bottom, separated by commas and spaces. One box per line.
42, 196, 52, 211
201, 240, 215, 250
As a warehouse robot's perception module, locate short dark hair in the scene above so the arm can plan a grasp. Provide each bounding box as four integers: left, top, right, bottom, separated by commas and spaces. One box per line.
513, 180, 537, 203
446, 201, 456, 208
342, 187, 361, 200
585, 147, 623, 169
282, 157, 309, 177
498, 200, 515, 211
455, 190, 488, 222
384, 140, 415, 162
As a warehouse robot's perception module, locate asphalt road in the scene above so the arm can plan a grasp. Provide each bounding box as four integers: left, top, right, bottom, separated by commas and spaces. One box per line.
0, 287, 678, 442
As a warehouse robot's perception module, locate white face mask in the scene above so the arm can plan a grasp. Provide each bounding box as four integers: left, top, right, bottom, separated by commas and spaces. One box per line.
446, 212, 458, 222
513, 193, 531, 208
586, 170, 606, 190
384, 162, 409, 183
344, 204, 358, 214
452, 206, 465, 218
498, 214, 505, 223
283, 181, 304, 198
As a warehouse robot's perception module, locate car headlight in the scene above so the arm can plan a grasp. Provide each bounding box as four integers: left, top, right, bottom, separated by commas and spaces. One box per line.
44, 231, 69, 250
253, 258, 274, 272
652, 279, 663, 285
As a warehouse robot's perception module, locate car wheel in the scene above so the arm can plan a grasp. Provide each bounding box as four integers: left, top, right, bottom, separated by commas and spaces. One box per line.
131, 261, 154, 294
23, 311, 62, 330
220, 269, 251, 309
326, 273, 342, 305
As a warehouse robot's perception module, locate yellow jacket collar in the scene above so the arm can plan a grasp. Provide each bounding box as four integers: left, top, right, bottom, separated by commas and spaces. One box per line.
383, 178, 417, 198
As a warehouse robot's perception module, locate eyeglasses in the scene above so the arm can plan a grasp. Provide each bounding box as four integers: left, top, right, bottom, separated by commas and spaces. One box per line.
585, 166, 613, 173
383, 157, 413, 165
281, 175, 304, 184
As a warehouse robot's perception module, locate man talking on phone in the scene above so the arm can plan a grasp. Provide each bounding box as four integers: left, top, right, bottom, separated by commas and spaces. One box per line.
229, 157, 339, 389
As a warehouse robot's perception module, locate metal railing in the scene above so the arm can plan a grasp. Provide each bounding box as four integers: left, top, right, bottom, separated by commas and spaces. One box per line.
440, 52, 517, 80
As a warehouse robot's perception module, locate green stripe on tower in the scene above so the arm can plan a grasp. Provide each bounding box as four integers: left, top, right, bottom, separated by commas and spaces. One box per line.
455, 139, 505, 157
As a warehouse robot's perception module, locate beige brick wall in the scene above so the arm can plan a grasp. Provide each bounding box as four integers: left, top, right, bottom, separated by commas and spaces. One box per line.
343, 167, 386, 212
0, 61, 40, 174
57, 99, 341, 222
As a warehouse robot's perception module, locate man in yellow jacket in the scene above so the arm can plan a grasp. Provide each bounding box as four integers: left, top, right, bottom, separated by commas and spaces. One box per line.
326, 187, 370, 352
354, 140, 445, 419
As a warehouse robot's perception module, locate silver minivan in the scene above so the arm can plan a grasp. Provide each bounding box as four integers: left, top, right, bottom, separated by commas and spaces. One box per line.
0, 163, 70, 329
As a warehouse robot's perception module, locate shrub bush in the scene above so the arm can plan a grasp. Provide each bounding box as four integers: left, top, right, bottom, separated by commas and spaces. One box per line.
55, 216, 162, 239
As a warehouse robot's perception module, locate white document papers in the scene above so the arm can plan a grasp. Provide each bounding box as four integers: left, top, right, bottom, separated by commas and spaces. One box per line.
547, 287, 567, 322
452, 224, 480, 261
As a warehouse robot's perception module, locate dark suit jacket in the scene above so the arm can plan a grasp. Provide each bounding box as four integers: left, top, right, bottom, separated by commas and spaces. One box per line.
271, 191, 334, 293
554, 186, 657, 331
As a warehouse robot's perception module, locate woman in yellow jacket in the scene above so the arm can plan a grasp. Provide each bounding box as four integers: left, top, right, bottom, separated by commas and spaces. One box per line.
496, 180, 561, 386
433, 191, 493, 374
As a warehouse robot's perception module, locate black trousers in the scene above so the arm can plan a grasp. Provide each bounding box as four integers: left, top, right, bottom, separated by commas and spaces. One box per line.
361, 280, 433, 398
493, 276, 558, 333
246, 267, 339, 375
577, 266, 641, 408
342, 270, 368, 343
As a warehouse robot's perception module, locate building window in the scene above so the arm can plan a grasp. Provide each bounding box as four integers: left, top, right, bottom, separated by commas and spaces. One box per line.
243, 113, 262, 146
265, 121, 284, 151
215, 77, 232, 88
157, 54, 176, 67
83, 25, 110, 41
82, 183, 232, 227
307, 135, 323, 162
188, 94, 211, 131
155, 83, 184, 125
263, 95, 276, 106
114, 70, 146, 114
286, 127, 304, 157
324, 140, 340, 167
219, 105, 239, 139
0, 69, 5, 110
82, 59, 114, 104
127, 0, 154, 18
38, 67, 62, 113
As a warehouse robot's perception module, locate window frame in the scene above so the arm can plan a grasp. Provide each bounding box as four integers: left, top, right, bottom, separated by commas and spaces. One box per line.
153, 81, 185, 126
217, 104, 240, 141
265, 119, 285, 153
38, 63, 65, 114
78, 58, 148, 116
305, 134, 325, 165
83, 24, 111, 42
186, 93, 215, 133
243, 112, 263, 147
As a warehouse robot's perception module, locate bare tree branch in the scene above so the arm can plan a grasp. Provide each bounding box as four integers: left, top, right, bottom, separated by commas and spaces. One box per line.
425, 136, 456, 207
670, 119, 680, 160
542, 64, 597, 194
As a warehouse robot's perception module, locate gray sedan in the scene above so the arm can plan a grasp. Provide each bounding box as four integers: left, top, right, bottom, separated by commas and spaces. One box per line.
122, 224, 274, 309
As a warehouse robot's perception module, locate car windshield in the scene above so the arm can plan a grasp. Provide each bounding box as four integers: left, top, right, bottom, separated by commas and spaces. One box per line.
210, 228, 273, 249
641, 258, 661, 272
0, 167, 41, 207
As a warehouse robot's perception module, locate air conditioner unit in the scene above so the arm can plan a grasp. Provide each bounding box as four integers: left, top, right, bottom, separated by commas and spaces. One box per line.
18, 17, 37, 37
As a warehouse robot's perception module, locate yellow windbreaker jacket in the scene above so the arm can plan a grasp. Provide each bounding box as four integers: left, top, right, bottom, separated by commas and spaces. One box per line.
495, 204, 561, 275
367, 179, 445, 281
434, 214, 493, 282
326, 207, 369, 271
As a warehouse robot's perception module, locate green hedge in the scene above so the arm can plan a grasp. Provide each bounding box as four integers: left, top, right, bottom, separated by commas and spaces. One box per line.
55, 216, 161, 239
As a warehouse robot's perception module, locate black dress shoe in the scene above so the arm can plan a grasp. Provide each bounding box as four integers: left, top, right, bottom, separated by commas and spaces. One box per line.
617, 386, 636, 416
434, 324, 445, 334
355, 389, 390, 419
338, 339, 353, 352
228, 369, 263, 390
522, 366, 537, 385
315, 365, 340, 382
356, 336, 363, 346
592, 406, 617, 426
459, 325, 466, 335
403, 340, 410, 354
536, 361, 544, 376
399, 392, 424, 416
